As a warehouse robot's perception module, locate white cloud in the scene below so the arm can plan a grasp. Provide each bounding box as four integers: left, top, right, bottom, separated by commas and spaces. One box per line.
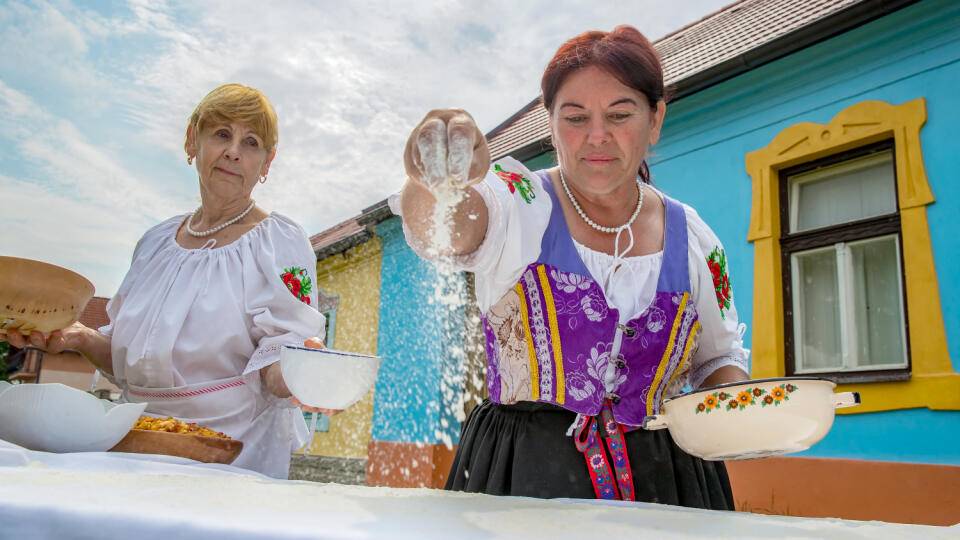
1, 0, 732, 295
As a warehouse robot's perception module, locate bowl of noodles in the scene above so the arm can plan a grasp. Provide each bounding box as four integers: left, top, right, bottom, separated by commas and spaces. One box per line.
109, 416, 243, 464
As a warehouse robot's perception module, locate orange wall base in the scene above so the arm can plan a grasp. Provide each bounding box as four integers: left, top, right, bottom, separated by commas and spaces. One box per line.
726, 456, 960, 526
364, 442, 959, 526
366, 440, 457, 489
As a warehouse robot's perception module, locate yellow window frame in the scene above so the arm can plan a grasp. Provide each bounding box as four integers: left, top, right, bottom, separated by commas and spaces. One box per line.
745, 98, 959, 414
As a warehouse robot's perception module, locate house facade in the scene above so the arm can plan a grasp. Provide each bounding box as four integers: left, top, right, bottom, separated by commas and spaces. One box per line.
307, 0, 959, 525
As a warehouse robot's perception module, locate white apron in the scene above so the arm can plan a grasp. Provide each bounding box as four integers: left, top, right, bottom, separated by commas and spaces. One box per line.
100, 213, 324, 479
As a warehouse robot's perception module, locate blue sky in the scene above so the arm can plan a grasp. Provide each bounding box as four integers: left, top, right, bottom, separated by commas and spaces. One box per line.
1, 0, 732, 296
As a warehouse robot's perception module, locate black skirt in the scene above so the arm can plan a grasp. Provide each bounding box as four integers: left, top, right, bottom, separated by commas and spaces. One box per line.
445, 399, 734, 510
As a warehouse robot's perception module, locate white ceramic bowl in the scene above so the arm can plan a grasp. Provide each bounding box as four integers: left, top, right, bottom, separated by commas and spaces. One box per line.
642, 377, 860, 461
280, 346, 381, 409
0, 381, 146, 452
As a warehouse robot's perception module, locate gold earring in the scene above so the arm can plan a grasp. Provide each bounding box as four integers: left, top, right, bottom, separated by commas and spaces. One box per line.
187, 156, 193, 165
259, 175, 267, 184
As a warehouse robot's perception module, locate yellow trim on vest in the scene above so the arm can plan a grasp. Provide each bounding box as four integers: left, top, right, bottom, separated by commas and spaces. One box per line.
537, 265, 565, 405
514, 283, 540, 401
666, 320, 701, 395
647, 292, 690, 416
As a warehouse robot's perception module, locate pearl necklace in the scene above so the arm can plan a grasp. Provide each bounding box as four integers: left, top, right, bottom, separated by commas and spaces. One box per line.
186, 200, 256, 237
559, 168, 643, 233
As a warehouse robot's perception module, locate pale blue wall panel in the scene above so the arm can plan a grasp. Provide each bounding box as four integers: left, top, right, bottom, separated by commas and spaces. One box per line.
649, 0, 960, 464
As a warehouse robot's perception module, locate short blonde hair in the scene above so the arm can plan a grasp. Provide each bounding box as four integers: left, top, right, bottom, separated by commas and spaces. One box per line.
185, 83, 278, 154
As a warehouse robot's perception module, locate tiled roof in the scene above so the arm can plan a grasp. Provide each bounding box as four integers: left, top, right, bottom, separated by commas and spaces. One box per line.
487, 99, 551, 166
310, 200, 393, 259
309, 217, 365, 253
486, 0, 912, 160
79, 297, 109, 330
657, 0, 861, 84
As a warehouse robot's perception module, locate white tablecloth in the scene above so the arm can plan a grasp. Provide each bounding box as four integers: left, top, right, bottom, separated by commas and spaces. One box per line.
0, 439, 954, 539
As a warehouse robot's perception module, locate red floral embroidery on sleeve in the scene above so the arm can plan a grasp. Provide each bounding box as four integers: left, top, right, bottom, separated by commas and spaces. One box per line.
493, 164, 536, 204
281, 267, 313, 306
706, 247, 731, 319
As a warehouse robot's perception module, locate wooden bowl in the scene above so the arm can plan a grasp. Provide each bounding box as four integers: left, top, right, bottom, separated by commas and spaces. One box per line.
0, 256, 95, 335
109, 429, 243, 464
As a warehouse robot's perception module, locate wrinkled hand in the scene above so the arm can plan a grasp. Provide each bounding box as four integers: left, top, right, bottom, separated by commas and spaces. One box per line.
289, 337, 343, 417
404, 108, 490, 191
3, 322, 87, 354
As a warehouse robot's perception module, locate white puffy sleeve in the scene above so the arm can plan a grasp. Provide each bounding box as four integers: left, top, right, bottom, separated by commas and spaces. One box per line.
99, 216, 183, 339
387, 156, 553, 312
241, 214, 326, 382
684, 205, 750, 389
98, 216, 184, 386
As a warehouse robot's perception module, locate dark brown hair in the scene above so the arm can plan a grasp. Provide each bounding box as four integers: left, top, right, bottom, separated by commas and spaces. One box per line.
541, 25, 665, 182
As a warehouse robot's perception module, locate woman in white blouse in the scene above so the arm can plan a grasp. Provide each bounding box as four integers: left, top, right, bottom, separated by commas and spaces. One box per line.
395, 27, 749, 506
8, 84, 327, 478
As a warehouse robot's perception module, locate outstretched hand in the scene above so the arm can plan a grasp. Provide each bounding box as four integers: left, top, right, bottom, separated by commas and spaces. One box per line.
404, 108, 490, 191
290, 337, 343, 417
3, 323, 86, 354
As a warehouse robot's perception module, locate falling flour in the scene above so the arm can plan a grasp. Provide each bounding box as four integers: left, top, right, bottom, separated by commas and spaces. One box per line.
422, 180, 474, 446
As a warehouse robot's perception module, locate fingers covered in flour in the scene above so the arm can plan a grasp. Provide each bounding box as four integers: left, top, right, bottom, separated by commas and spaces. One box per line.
404, 108, 489, 191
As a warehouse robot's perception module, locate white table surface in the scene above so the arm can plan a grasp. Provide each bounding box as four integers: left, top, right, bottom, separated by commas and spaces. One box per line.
0, 439, 955, 539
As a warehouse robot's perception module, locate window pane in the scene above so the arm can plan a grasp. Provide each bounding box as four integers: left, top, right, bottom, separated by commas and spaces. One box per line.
323, 311, 336, 349
794, 249, 842, 371
850, 236, 906, 367
790, 151, 896, 232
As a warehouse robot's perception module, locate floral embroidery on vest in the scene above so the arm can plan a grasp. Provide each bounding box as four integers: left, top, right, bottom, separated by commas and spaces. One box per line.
281, 267, 313, 305
494, 164, 536, 203
706, 247, 731, 319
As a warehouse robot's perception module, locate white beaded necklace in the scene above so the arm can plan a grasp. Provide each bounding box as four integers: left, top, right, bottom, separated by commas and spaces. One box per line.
186, 200, 256, 237
559, 168, 643, 234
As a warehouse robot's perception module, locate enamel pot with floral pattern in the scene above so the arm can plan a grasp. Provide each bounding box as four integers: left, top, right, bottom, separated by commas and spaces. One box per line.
641, 377, 860, 461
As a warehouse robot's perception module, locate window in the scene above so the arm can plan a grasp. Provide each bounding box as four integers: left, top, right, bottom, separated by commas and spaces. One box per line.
322, 310, 336, 349
780, 144, 909, 381
302, 410, 330, 432
745, 98, 960, 413
301, 288, 341, 435
316, 289, 340, 349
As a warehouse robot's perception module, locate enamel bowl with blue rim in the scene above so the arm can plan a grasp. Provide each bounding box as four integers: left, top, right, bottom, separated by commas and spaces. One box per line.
280, 346, 380, 410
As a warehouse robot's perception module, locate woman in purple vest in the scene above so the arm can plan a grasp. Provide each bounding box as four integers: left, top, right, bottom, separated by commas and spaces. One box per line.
392, 26, 749, 507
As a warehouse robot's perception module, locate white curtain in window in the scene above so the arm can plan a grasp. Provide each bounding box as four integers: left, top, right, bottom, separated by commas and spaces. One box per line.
792, 152, 896, 232
794, 249, 842, 371
850, 237, 906, 367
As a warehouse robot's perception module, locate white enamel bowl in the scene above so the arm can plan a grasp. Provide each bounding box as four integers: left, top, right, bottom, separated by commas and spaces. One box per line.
0, 381, 147, 452
642, 377, 860, 461
280, 346, 381, 409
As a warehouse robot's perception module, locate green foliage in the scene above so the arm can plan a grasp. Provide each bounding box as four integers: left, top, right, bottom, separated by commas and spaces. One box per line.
0, 341, 9, 382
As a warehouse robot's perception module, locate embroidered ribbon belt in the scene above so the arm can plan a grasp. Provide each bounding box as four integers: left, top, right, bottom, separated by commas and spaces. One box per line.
127, 378, 246, 399
573, 399, 639, 501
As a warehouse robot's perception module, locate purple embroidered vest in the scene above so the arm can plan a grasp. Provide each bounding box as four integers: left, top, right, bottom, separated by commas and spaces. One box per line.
482, 171, 701, 426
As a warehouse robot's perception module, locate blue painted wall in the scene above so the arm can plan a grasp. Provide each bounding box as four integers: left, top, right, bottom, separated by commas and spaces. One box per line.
369, 0, 960, 464
372, 217, 465, 445
648, 0, 960, 464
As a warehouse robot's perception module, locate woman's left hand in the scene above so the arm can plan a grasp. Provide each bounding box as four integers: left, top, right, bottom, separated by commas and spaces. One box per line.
289, 337, 343, 416
700, 365, 750, 388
